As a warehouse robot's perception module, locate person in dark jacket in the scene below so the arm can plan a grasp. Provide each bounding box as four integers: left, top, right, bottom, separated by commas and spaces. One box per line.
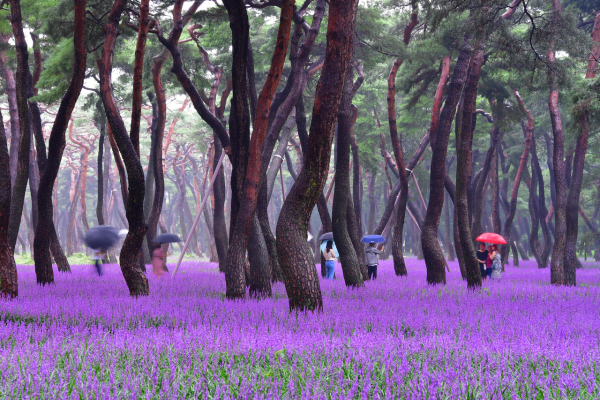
476, 243, 488, 279
364, 243, 382, 280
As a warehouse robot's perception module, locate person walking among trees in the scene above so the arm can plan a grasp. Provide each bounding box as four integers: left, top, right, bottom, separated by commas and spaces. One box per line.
490, 245, 502, 279
92, 249, 105, 276
477, 243, 489, 279
152, 244, 167, 279
323, 241, 336, 280
365, 242, 382, 280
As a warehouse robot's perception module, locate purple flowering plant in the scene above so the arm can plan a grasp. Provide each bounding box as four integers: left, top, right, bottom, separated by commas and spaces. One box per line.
1, 258, 599, 399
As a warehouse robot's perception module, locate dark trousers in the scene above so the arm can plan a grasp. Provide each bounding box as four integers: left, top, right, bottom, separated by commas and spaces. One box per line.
95, 260, 103, 276
479, 263, 486, 278
367, 265, 377, 280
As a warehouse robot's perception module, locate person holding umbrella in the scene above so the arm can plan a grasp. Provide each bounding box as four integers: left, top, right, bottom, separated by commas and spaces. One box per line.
153, 233, 181, 277
361, 235, 386, 280
83, 226, 119, 276
323, 241, 336, 280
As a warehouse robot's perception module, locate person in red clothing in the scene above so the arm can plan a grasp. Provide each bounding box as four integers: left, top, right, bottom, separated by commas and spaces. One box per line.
486, 246, 493, 279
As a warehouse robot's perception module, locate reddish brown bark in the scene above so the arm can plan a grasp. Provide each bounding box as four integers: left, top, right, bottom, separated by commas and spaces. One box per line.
225, 0, 294, 298
0, 110, 17, 298
586, 12, 600, 79
105, 117, 129, 205
422, 41, 471, 285
130, 0, 150, 157
277, 0, 357, 311
0, 37, 20, 190
99, 0, 149, 296
33, 0, 86, 284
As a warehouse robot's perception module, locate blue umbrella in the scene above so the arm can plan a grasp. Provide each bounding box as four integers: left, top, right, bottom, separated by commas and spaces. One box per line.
319, 241, 339, 257
361, 234, 386, 244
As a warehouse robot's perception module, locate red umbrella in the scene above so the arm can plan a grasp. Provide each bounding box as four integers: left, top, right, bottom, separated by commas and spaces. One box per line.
475, 233, 507, 245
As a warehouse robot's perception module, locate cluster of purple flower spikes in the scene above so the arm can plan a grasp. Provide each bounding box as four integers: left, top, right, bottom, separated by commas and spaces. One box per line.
0, 258, 599, 399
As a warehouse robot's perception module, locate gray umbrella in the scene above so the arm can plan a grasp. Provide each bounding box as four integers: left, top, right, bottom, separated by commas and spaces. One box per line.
153, 233, 182, 244
83, 225, 119, 249
318, 232, 333, 242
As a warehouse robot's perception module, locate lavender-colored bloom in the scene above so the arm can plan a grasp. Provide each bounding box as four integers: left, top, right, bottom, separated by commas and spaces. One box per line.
0, 259, 599, 398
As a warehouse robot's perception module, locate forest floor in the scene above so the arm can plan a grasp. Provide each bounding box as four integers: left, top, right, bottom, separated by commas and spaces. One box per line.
1, 258, 600, 399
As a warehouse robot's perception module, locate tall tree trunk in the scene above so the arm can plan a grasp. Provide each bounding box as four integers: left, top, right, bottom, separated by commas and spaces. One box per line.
0, 39, 20, 191
366, 172, 376, 234
490, 147, 502, 234
130, 0, 150, 157
213, 137, 229, 272
333, 62, 364, 287
500, 96, 532, 265
422, 40, 471, 285
97, 131, 106, 225
564, 109, 589, 283
547, 1, 568, 285
226, 0, 294, 299
277, 0, 357, 311
455, 49, 484, 288
99, 0, 149, 296
0, 112, 17, 298
33, 0, 86, 284
7, 0, 32, 252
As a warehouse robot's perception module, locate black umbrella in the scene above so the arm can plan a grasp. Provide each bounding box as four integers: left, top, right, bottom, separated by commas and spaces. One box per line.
153, 233, 182, 244
318, 232, 333, 242
83, 225, 119, 249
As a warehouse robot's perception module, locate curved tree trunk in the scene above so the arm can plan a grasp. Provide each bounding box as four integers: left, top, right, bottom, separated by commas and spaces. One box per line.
99, 0, 149, 296
332, 62, 364, 288
277, 0, 357, 311
422, 42, 471, 285
0, 111, 18, 298
33, 0, 86, 284
225, 0, 294, 299
7, 0, 32, 252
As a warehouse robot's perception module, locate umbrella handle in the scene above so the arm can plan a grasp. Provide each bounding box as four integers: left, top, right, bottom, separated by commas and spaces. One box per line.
173, 151, 226, 276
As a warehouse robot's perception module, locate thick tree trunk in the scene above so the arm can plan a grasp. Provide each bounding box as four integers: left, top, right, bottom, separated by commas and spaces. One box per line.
213, 137, 229, 272
490, 148, 502, 234
248, 214, 272, 297
0, 112, 17, 297
547, 2, 568, 285
99, 0, 149, 296
97, 131, 106, 225
225, 0, 294, 299
332, 63, 364, 287
455, 49, 484, 289
33, 0, 86, 284
422, 42, 470, 285
277, 0, 357, 311
366, 172, 376, 234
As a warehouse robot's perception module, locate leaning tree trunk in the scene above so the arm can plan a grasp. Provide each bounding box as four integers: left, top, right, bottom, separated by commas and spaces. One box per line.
387, 11, 418, 277
277, 0, 357, 311
332, 62, 364, 288
500, 96, 532, 266
99, 0, 149, 296
33, 0, 86, 284
421, 40, 471, 285
7, 0, 32, 252
455, 49, 484, 289
0, 111, 18, 298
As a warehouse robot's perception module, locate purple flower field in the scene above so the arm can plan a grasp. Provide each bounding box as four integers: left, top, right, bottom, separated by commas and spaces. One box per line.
2, 258, 600, 399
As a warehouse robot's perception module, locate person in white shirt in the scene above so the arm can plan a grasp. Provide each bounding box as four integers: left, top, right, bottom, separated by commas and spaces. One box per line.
323, 241, 336, 280
364, 243, 382, 280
